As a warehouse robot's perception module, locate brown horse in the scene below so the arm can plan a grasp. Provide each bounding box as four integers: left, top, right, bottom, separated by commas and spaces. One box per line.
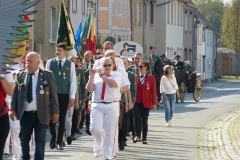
153, 59, 164, 103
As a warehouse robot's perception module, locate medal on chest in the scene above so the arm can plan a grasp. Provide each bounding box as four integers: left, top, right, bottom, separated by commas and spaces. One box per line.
39, 85, 44, 94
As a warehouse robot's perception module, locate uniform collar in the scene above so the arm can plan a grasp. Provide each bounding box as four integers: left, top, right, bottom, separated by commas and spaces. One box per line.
28, 68, 39, 76
56, 57, 66, 62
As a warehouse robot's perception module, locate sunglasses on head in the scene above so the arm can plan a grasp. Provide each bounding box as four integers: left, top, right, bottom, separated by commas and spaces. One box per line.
138, 66, 144, 68
103, 64, 112, 67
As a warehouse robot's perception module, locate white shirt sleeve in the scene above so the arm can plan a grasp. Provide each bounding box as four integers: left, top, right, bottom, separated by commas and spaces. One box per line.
93, 59, 101, 69
5, 73, 14, 83
46, 59, 51, 70
116, 58, 125, 69
160, 76, 166, 93
69, 62, 77, 99
118, 66, 130, 87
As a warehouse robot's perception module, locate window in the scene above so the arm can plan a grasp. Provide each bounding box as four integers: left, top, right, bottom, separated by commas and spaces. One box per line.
184, 11, 188, 31
178, 2, 182, 26
137, 2, 142, 24
115, 0, 118, 15
133, 2, 136, 24
207, 31, 212, 46
189, 13, 192, 33
173, 2, 177, 25
171, 3, 173, 24
82, 0, 86, 14
72, 0, 77, 12
50, 7, 57, 43
202, 29, 205, 42
150, 3, 154, 24
118, 0, 121, 15
203, 56, 206, 72
167, 3, 171, 24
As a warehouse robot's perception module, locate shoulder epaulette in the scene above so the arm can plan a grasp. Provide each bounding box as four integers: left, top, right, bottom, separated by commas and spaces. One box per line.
44, 69, 52, 73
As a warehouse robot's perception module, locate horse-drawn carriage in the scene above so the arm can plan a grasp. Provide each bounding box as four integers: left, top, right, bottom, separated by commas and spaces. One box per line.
152, 59, 202, 103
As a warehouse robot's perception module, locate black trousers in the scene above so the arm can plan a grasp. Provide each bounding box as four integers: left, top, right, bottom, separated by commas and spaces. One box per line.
129, 110, 135, 137
133, 103, 150, 141
119, 103, 127, 142
71, 108, 78, 136
49, 93, 69, 144
85, 99, 90, 131
20, 112, 47, 160
0, 114, 10, 160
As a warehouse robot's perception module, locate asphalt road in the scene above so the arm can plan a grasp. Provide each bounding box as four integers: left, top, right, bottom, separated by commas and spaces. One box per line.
4, 80, 240, 160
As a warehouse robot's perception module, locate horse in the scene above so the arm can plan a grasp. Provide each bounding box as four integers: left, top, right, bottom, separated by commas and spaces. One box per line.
152, 59, 165, 104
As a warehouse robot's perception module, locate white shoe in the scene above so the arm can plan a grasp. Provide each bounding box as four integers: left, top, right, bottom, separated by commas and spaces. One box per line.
166, 122, 170, 127
94, 151, 103, 158
168, 120, 172, 126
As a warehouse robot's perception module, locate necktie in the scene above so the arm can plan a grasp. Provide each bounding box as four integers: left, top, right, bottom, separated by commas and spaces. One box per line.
86, 63, 89, 69
101, 75, 110, 100
59, 60, 62, 70
136, 68, 139, 74
27, 74, 34, 103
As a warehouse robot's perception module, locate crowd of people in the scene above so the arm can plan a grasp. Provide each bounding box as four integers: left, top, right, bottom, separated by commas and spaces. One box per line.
0, 40, 184, 160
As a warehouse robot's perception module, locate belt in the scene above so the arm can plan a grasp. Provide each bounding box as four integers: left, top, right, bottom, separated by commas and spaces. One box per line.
25, 110, 37, 113
93, 101, 119, 104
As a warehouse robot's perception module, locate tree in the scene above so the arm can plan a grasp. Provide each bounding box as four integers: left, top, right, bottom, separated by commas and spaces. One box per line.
221, 0, 240, 78
193, 0, 224, 38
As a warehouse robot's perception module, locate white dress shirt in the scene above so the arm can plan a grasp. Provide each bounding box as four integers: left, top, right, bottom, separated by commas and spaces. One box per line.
139, 73, 146, 84
92, 71, 122, 102
25, 69, 39, 111
160, 75, 178, 94
46, 57, 77, 99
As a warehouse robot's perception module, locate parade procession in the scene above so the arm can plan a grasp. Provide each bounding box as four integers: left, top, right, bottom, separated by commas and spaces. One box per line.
1, 0, 240, 160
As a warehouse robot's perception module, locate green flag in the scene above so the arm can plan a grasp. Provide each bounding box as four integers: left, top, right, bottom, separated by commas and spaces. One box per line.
56, 0, 75, 56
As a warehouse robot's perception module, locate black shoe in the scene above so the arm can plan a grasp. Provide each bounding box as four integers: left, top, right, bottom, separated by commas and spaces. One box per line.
62, 141, 65, 147
133, 136, 139, 143
67, 136, 72, 145
75, 129, 82, 134
142, 140, 148, 144
57, 143, 64, 150
49, 138, 55, 149
71, 135, 77, 140
118, 141, 125, 150
86, 130, 92, 135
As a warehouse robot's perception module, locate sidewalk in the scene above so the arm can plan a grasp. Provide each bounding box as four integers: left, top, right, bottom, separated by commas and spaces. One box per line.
198, 108, 240, 160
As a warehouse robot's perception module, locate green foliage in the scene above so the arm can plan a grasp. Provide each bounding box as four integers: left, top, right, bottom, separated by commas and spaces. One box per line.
194, 0, 224, 34
221, 0, 240, 53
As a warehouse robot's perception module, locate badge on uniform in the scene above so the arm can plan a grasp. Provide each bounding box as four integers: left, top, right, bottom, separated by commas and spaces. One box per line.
39, 85, 44, 94
45, 88, 50, 95
63, 72, 66, 79
146, 82, 150, 90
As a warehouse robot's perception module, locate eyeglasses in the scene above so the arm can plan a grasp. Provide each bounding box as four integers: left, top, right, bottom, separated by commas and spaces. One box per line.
138, 66, 144, 68
26, 47, 30, 51
103, 64, 112, 67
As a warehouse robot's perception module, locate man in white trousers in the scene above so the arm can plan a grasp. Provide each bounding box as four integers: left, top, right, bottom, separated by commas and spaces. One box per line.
93, 49, 131, 157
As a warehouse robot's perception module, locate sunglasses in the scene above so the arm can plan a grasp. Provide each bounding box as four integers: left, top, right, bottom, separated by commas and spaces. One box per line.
103, 64, 112, 67
26, 46, 30, 51
138, 66, 144, 68
96, 53, 101, 55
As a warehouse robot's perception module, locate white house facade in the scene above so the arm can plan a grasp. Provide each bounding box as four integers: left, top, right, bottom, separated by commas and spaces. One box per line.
156, 0, 184, 58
